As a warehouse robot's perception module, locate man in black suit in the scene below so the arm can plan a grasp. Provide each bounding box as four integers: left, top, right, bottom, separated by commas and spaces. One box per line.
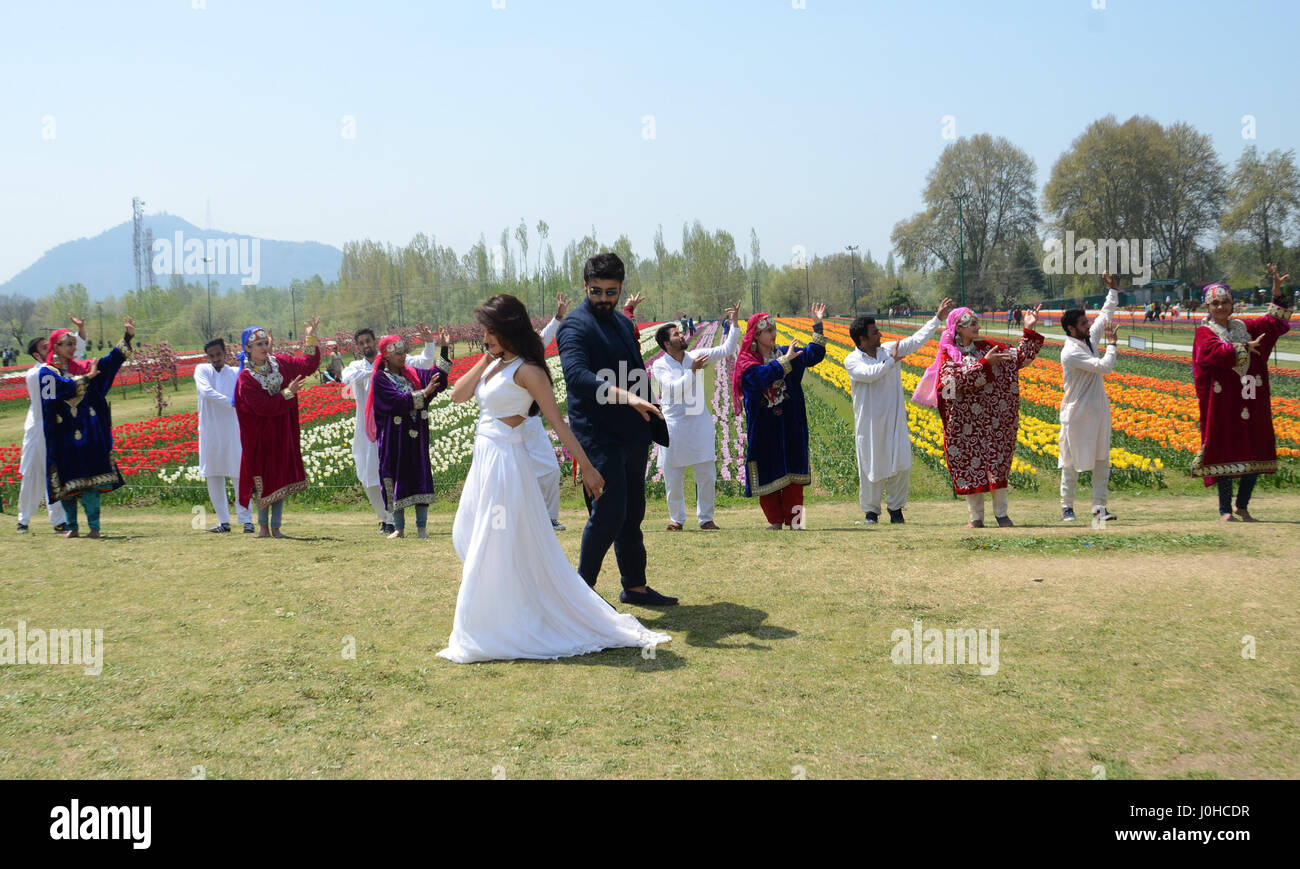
558, 252, 677, 606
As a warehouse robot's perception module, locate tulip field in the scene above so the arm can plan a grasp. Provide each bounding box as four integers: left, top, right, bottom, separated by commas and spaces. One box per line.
3, 311, 1299, 513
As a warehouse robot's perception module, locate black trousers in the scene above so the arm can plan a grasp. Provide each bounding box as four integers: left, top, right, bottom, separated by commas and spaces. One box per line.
578, 439, 650, 591
1217, 474, 1258, 515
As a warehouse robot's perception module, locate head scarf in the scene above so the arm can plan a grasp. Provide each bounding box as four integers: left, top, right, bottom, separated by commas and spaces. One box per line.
231, 326, 270, 406
364, 335, 422, 442
731, 312, 778, 414
45, 329, 90, 375
911, 307, 1006, 407
1203, 283, 1231, 306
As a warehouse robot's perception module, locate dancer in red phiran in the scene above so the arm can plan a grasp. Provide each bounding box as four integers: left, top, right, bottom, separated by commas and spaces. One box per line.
914, 304, 1044, 528
232, 318, 321, 537
1191, 264, 1293, 521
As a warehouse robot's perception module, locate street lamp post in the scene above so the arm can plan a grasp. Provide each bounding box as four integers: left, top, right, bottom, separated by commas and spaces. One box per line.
846, 245, 860, 314
950, 192, 968, 308
202, 257, 214, 339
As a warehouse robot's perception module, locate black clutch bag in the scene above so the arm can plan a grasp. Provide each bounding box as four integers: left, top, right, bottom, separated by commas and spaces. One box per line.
648, 404, 670, 447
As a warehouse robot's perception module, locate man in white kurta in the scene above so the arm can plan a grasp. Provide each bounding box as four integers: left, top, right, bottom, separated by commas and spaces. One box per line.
843, 299, 953, 523
195, 338, 253, 532
341, 328, 392, 532
528, 295, 570, 529
16, 322, 85, 532
650, 302, 741, 530
1058, 277, 1120, 522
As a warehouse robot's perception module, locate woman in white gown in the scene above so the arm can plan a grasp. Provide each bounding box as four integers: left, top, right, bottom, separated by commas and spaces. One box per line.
437, 294, 671, 663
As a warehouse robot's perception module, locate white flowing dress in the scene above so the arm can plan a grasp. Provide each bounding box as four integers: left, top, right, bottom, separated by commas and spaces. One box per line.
437, 357, 671, 663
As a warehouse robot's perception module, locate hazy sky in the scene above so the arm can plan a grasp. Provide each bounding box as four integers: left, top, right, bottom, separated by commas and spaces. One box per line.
2, 0, 1296, 284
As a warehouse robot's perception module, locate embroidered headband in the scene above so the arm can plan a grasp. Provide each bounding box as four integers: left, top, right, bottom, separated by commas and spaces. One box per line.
233, 325, 270, 406
1203, 283, 1231, 305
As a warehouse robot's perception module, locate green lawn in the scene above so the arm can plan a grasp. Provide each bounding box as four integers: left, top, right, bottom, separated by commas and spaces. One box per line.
1, 493, 1296, 779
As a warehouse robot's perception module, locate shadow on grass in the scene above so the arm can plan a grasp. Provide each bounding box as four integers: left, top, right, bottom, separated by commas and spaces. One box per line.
631, 602, 797, 651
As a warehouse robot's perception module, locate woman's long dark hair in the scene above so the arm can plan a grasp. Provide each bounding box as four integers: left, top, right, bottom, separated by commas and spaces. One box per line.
474, 293, 552, 416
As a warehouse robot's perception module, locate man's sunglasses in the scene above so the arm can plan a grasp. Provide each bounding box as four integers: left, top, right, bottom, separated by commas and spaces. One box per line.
587, 288, 620, 298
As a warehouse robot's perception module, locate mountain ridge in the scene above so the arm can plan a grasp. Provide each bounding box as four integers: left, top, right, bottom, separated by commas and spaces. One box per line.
1, 213, 344, 301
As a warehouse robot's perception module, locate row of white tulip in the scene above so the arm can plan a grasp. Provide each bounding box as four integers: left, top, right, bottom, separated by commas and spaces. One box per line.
156, 353, 573, 491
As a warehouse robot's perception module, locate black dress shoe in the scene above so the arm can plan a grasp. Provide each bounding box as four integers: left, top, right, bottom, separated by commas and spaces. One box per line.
619, 586, 679, 606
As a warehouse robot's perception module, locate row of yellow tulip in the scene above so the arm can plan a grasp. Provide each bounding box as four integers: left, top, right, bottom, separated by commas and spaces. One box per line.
774, 322, 1039, 480
800, 318, 1299, 456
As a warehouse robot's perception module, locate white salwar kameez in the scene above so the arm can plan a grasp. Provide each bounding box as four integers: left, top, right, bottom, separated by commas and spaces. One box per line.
17, 334, 84, 527
195, 361, 252, 526
526, 316, 564, 523
650, 322, 741, 525
1058, 288, 1119, 510
843, 316, 941, 516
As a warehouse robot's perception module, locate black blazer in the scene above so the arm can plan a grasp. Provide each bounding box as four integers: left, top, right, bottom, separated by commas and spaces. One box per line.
558, 299, 653, 447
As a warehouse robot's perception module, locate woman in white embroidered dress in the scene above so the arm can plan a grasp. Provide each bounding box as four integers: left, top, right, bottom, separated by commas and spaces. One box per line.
437, 295, 670, 663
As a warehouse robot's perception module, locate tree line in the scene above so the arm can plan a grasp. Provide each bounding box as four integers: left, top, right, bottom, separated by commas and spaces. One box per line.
3, 113, 1295, 354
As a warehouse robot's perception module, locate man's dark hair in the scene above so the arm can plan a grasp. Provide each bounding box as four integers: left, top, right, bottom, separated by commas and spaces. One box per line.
655, 323, 677, 351
204, 338, 226, 354
583, 252, 625, 284
354, 327, 376, 343
849, 316, 877, 347
27, 336, 43, 358
1061, 309, 1086, 335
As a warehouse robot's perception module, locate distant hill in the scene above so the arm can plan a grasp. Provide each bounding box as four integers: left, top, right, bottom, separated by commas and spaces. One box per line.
0, 213, 343, 301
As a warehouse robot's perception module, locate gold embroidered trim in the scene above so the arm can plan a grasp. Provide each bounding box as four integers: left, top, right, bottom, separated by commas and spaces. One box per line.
747, 461, 811, 496
436, 356, 452, 374
808, 333, 827, 346
1189, 449, 1277, 478
392, 492, 437, 510
1232, 343, 1250, 377
48, 465, 125, 501
381, 476, 435, 512
779, 358, 793, 375
252, 476, 307, 507
412, 391, 426, 411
